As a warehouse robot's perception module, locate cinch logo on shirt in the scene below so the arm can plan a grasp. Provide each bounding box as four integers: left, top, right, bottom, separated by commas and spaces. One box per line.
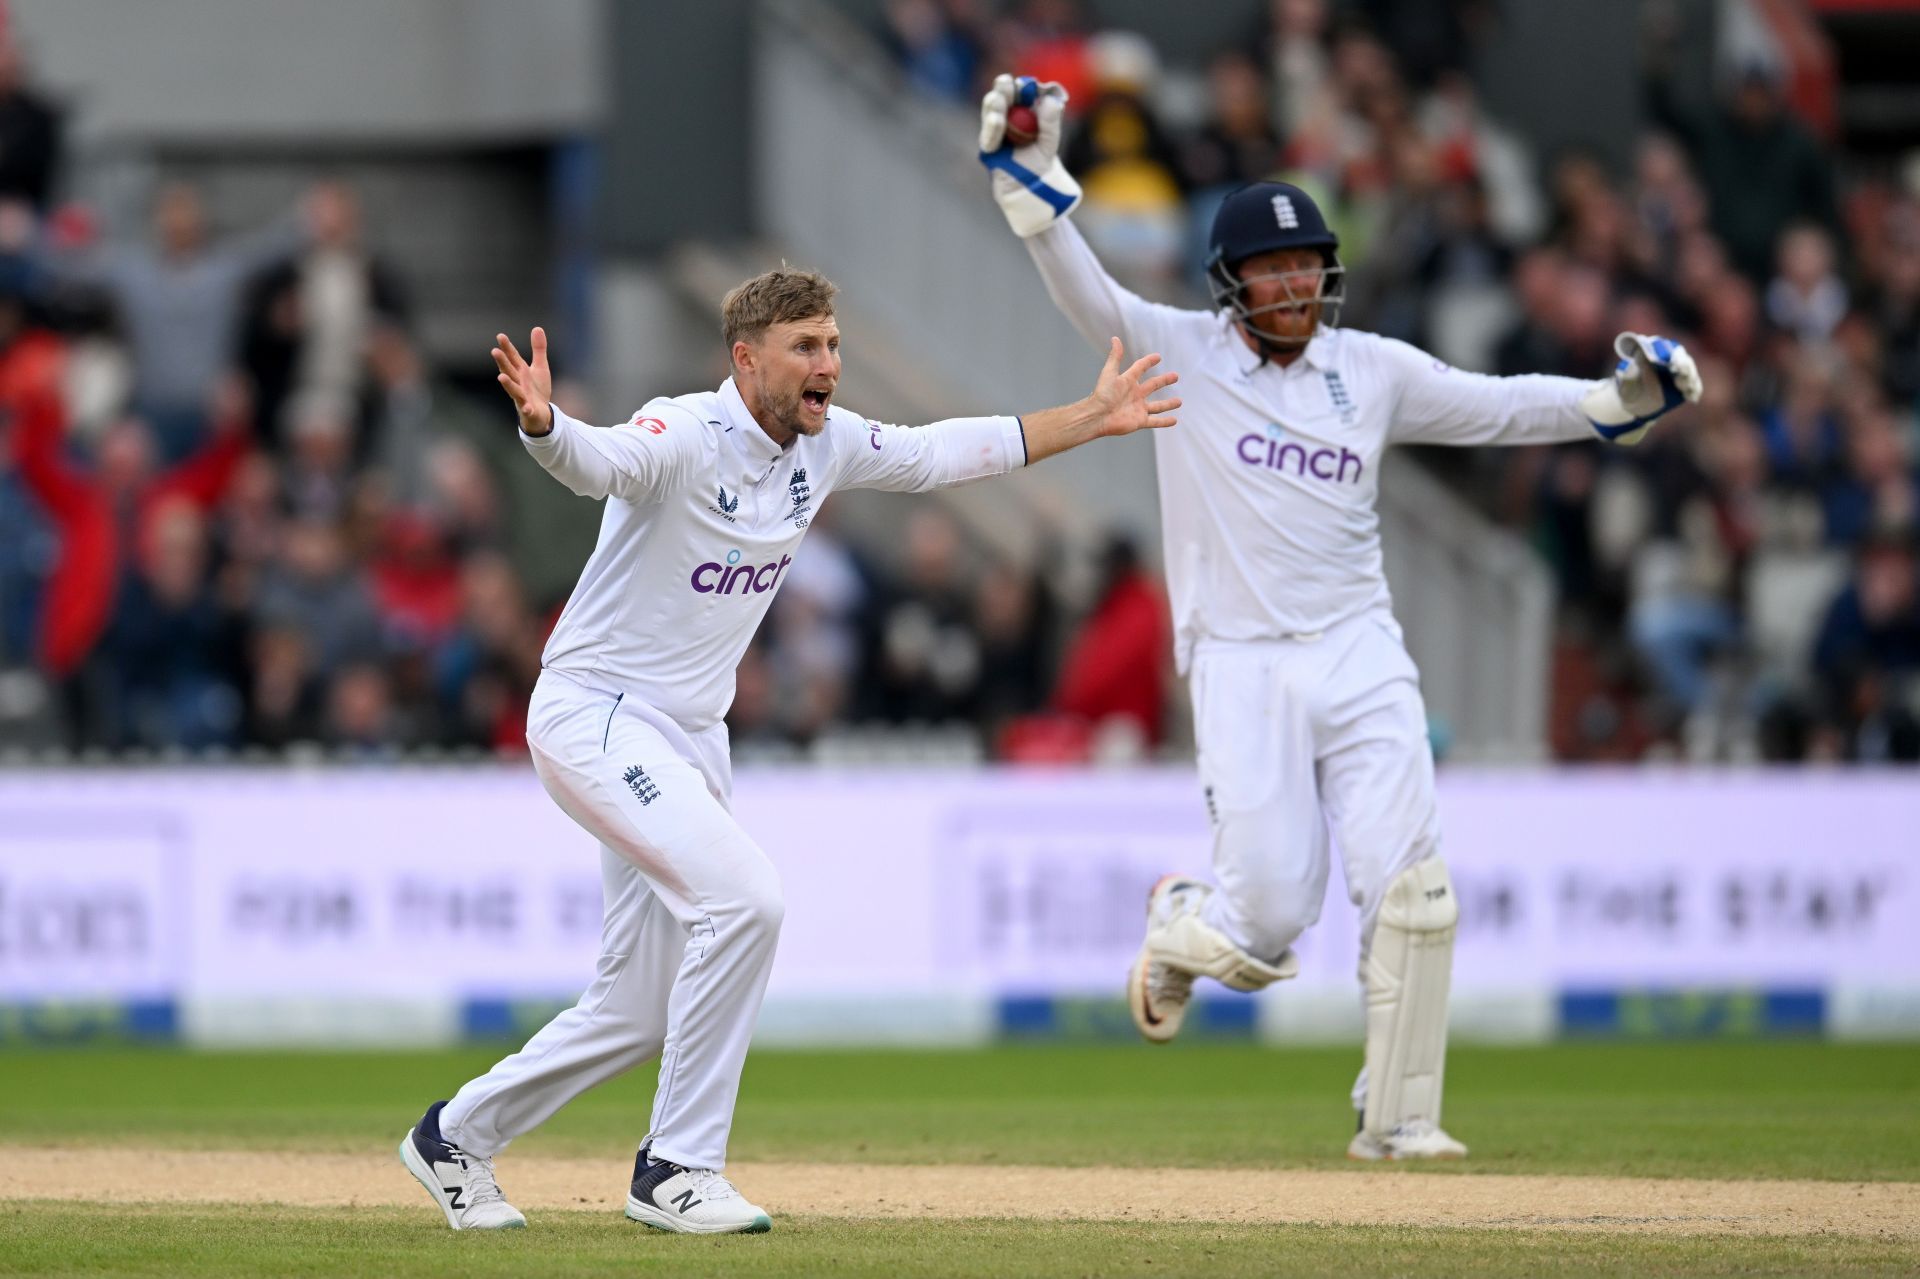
691, 549, 793, 595
1236, 430, 1364, 483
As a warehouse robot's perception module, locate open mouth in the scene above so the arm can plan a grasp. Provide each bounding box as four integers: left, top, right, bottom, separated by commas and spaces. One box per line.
801, 388, 831, 415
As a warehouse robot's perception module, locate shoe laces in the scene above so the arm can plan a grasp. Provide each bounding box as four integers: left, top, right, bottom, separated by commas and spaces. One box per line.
683, 1167, 743, 1203
451, 1148, 508, 1208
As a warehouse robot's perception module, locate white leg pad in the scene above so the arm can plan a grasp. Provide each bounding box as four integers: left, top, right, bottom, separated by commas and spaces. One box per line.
1361, 857, 1457, 1137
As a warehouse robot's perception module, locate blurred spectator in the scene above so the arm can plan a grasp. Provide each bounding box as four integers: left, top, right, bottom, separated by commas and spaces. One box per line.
0, 265, 61, 662
1765, 222, 1847, 346
9, 380, 249, 701
995, 0, 1094, 107
99, 497, 244, 749
1629, 419, 1767, 714
1493, 247, 1569, 378
1264, 0, 1332, 140
1823, 404, 1918, 548
766, 512, 870, 742
434, 549, 541, 752
1177, 51, 1281, 194
241, 181, 408, 450
1759, 354, 1841, 491
1632, 133, 1710, 265
252, 517, 383, 679
879, 0, 983, 103
1812, 534, 1920, 760
281, 390, 359, 524
1356, 0, 1483, 89
1645, 54, 1837, 283
867, 508, 983, 723
1051, 535, 1168, 746
39, 182, 308, 459
371, 512, 464, 652
973, 557, 1053, 739
323, 662, 397, 756
0, 30, 62, 212
244, 624, 322, 748
1062, 33, 1186, 289
1419, 71, 1544, 246
1859, 203, 1920, 405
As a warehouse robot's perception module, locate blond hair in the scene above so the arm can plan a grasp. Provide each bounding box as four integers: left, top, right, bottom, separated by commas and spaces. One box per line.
721, 266, 837, 354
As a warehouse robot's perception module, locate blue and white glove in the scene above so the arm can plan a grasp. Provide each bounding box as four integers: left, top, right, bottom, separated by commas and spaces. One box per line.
978, 73, 1081, 238
1580, 332, 1704, 445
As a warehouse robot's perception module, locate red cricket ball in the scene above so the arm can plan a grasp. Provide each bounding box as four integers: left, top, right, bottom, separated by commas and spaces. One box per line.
1005, 103, 1040, 147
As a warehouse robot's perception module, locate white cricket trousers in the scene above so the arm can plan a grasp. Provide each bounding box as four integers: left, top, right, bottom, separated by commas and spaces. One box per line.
1191, 610, 1442, 968
439, 669, 783, 1171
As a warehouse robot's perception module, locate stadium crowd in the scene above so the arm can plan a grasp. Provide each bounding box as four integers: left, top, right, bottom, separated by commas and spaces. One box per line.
880, 0, 1920, 763
0, 20, 1158, 763
2, 2, 1916, 765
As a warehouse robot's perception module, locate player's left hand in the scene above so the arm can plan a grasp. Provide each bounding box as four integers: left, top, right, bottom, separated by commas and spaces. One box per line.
1087, 337, 1180, 438
1580, 332, 1703, 446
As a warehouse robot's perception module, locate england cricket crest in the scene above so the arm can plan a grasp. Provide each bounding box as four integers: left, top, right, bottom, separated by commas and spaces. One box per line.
789, 466, 812, 527
622, 765, 660, 806
1323, 370, 1358, 425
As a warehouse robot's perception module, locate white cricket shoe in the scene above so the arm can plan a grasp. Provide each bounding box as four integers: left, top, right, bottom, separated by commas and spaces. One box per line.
1128, 874, 1297, 1043
399, 1100, 528, 1229
1348, 1118, 1469, 1162
1128, 875, 1203, 1042
626, 1146, 772, 1235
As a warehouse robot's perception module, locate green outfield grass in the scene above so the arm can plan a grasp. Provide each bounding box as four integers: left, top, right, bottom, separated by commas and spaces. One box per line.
4, 1042, 1916, 1276
1, 1041, 1914, 1181
2, 1204, 1916, 1279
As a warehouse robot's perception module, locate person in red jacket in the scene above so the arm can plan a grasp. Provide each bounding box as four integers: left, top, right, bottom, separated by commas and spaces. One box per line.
9, 376, 251, 690
1051, 533, 1170, 746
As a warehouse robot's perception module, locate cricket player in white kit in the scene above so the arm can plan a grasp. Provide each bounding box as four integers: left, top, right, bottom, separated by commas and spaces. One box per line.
979, 75, 1704, 1161
398, 268, 1180, 1232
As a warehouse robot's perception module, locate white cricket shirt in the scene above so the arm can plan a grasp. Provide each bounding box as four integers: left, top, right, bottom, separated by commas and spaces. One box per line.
524, 377, 1025, 730
1028, 219, 1603, 670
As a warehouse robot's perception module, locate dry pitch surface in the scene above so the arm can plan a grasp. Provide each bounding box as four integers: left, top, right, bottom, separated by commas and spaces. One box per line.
3, 1043, 1915, 1274
5, 1147, 1915, 1240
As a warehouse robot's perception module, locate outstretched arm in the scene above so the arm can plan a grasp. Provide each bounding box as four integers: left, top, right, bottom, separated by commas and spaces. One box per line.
1385, 333, 1702, 449
838, 338, 1179, 492
494, 327, 698, 501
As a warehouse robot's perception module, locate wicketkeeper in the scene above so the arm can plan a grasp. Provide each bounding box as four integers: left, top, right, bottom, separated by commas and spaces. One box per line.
980, 74, 1702, 1159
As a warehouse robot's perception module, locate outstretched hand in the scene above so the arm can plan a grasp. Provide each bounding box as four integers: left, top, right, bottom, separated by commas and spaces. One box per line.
1088, 337, 1180, 438
493, 328, 553, 437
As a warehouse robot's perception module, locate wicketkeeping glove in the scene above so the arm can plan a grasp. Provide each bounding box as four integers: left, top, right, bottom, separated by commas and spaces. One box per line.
1580, 332, 1704, 445
978, 73, 1081, 238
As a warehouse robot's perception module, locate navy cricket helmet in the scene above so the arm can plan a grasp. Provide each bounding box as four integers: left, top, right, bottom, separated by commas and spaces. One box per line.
1205, 180, 1345, 348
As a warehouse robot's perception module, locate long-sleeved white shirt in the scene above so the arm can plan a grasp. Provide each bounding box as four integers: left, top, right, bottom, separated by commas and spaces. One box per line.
525, 376, 1025, 730
1028, 219, 1602, 669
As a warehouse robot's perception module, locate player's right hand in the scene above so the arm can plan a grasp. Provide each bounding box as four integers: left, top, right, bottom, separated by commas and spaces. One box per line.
493, 328, 554, 437
1087, 336, 1180, 439
979, 73, 1082, 238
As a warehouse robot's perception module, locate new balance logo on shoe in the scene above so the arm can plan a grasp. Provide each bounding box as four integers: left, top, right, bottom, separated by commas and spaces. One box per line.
627, 1146, 772, 1234
400, 1100, 526, 1230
